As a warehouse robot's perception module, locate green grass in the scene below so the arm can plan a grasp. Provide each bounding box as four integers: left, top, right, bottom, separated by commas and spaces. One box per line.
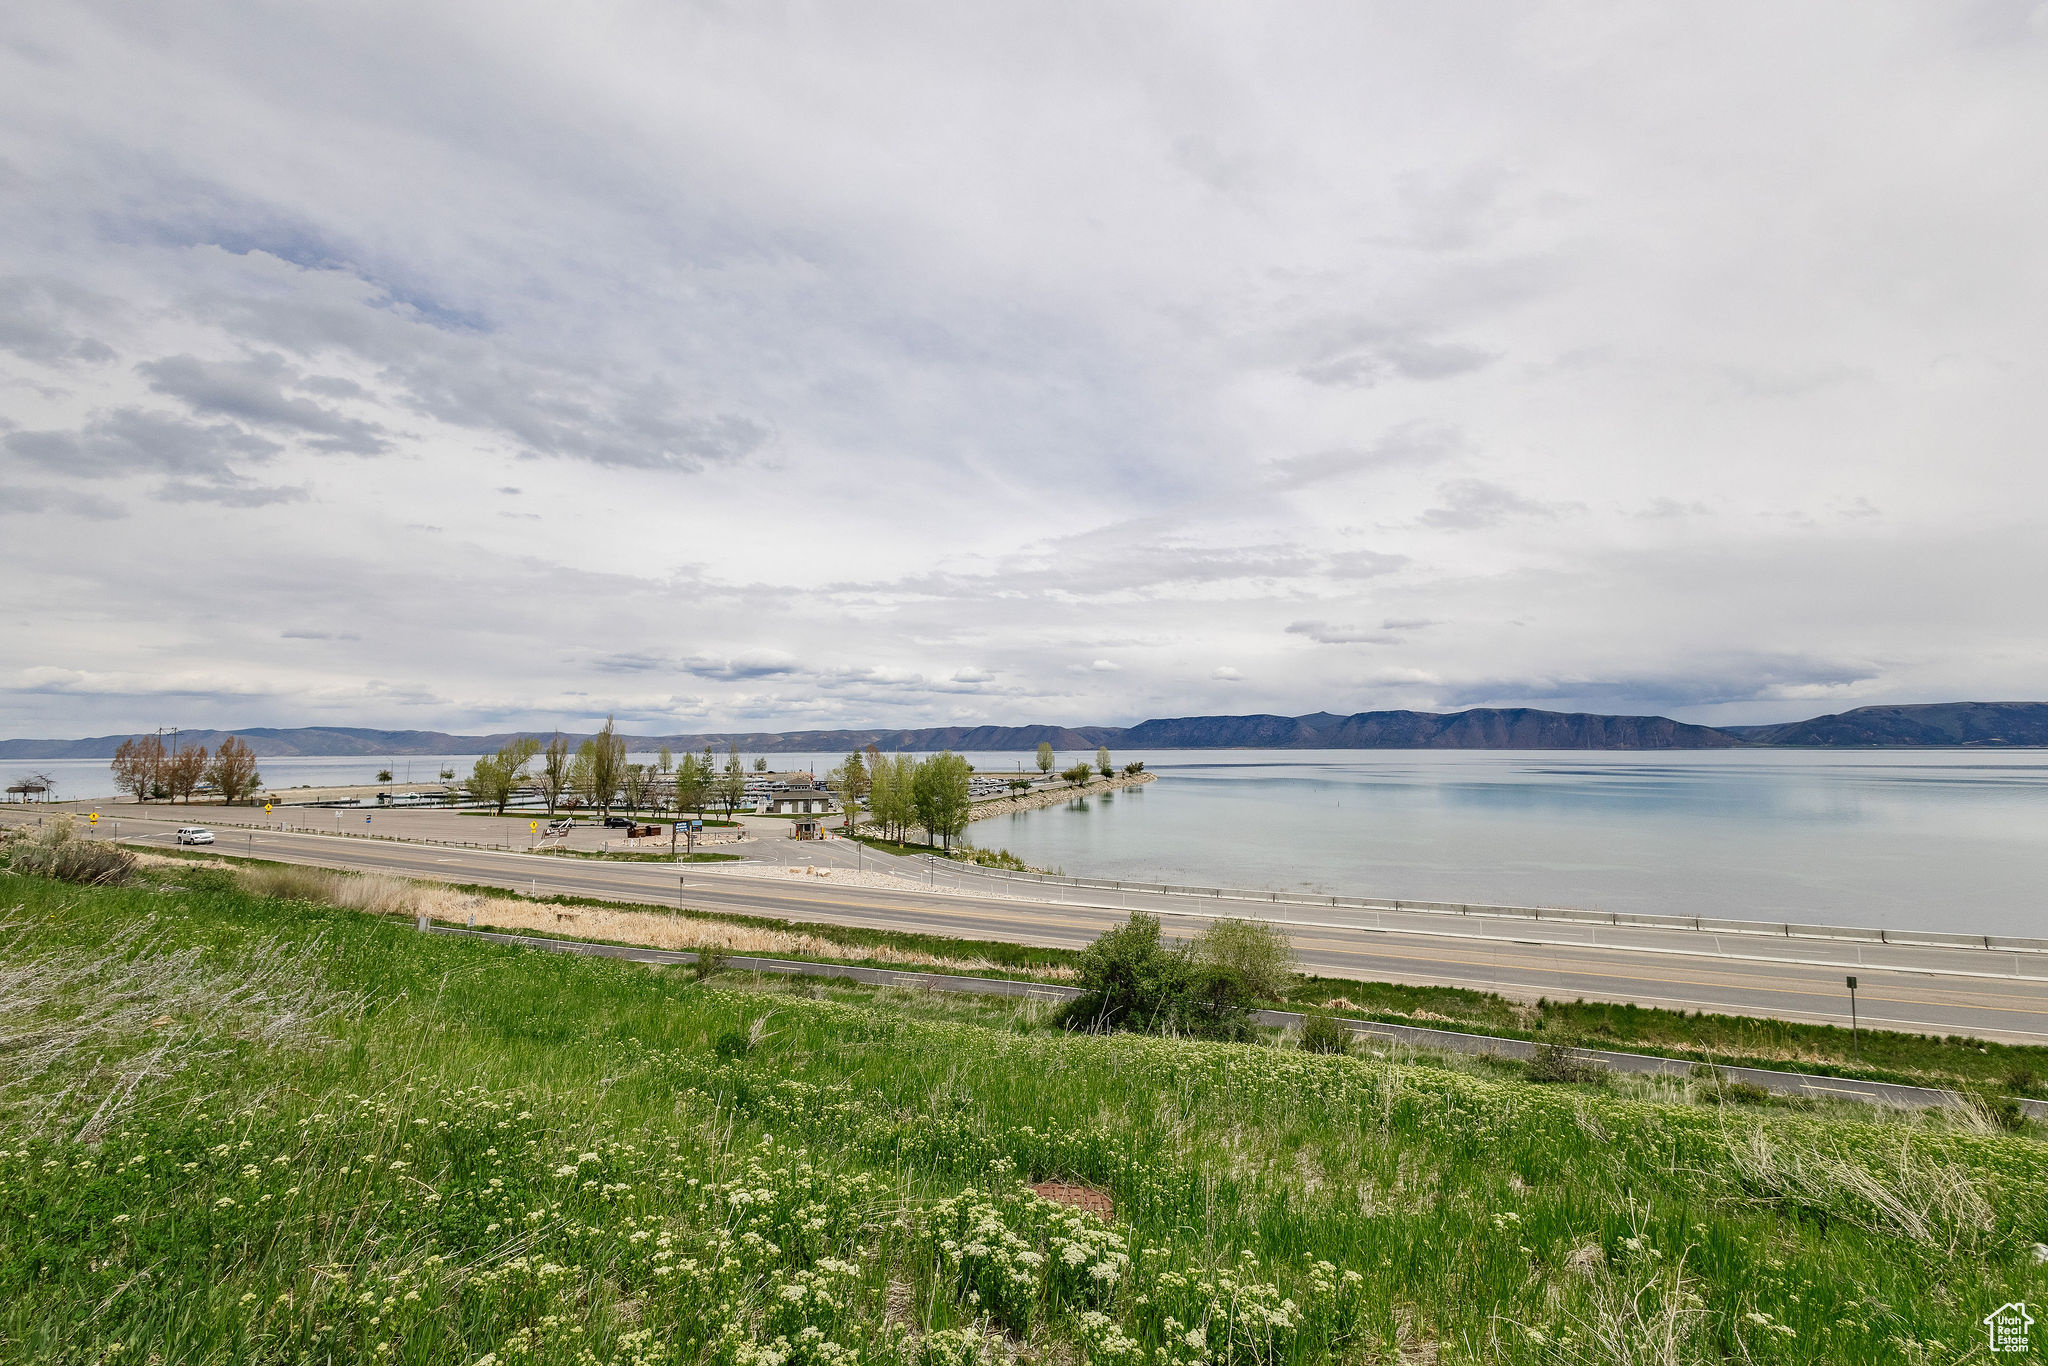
2, 870, 2045, 1365
131, 846, 2048, 1094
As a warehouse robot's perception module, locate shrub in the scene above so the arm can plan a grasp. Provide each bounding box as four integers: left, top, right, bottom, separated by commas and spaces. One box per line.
1299, 1011, 1353, 1055
1971, 1090, 2031, 1132
2, 819, 134, 886
2005, 1066, 2042, 1097
1194, 917, 1296, 1002
1526, 1043, 1607, 1085
1060, 764, 1094, 787
1057, 913, 1264, 1041
694, 943, 729, 981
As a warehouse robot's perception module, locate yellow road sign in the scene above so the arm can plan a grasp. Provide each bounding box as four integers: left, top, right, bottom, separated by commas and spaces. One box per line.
530, 821, 538, 833
88, 812, 98, 825
264, 802, 273, 814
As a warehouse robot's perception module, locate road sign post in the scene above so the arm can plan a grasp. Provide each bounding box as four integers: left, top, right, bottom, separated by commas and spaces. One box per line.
1846, 975, 1859, 1056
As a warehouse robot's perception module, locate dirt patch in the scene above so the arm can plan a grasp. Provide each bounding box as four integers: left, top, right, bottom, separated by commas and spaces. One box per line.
1031, 1181, 1114, 1218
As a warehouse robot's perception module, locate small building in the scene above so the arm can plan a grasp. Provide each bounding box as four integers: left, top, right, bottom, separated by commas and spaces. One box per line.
789, 817, 825, 840
760, 789, 834, 815
5, 781, 49, 803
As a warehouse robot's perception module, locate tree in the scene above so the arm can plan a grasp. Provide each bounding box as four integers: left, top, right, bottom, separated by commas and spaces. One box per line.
827, 750, 869, 828
467, 737, 539, 815
1096, 745, 1112, 777
376, 769, 394, 783
537, 733, 573, 815
206, 737, 263, 805
1060, 762, 1093, 787
581, 716, 627, 816
439, 767, 456, 781
165, 745, 209, 803
1036, 741, 1054, 775
673, 752, 709, 818
864, 753, 917, 841
621, 762, 651, 814
1122, 761, 1145, 775
753, 756, 769, 772
912, 751, 972, 850
718, 745, 747, 816
110, 735, 166, 803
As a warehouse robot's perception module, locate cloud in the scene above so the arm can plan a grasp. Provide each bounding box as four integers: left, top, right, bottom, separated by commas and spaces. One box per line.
0, 484, 126, 519
682, 653, 800, 681
0, 8, 2043, 735
1210, 666, 1243, 681
137, 352, 391, 454
1418, 479, 1571, 530
1265, 422, 1463, 491
0, 277, 119, 366
1286, 621, 1402, 646
1298, 339, 1496, 388
5, 408, 279, 480
281, 628, 361, 641
591, 652, 670, 673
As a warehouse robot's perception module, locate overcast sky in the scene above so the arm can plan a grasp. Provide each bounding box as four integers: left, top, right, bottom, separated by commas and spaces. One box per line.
4, 3, 2046, 738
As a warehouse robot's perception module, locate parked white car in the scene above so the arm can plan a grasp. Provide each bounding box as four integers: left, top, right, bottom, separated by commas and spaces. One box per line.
175, 826, 215, 845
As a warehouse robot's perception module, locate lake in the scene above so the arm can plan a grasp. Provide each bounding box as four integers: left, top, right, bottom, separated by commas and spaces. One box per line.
15, 745, 2046, 936
973, 749, 2048, 937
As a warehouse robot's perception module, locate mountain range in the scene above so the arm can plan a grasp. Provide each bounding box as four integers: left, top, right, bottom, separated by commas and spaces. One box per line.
5, 701, 2046, 759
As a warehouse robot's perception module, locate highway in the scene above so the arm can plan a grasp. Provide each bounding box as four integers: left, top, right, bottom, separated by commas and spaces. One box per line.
9, 805, 2048, 1042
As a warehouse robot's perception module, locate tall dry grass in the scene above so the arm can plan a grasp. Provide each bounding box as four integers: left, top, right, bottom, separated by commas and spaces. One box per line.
229, 859, 1070, 978
0, 816, 135, 885
0, 911, 358, 1142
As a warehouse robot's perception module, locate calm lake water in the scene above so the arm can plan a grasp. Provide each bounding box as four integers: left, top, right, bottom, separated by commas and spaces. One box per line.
973, 750, 2048, 937
17, 746, 2046, 936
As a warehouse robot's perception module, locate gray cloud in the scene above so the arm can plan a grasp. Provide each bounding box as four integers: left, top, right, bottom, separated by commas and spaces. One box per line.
0, 277, 118, 366
1287, 621, 1402, 646
138, 352, 390, 454
0, 7, 2044, 734
4, 408, 279, 480
1265, 423, 1463, 490
1418, 479, 1571, 530
0, 484, 126, 519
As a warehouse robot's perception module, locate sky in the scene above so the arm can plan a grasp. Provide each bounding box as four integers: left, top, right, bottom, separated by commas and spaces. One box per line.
3, 2, 2046, 739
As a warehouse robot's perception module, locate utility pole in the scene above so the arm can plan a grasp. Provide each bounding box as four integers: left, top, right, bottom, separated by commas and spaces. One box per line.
1846, 976, 1859, 1056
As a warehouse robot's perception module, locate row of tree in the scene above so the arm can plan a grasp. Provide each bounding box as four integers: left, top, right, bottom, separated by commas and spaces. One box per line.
463, 717, 766, 818
845, 749, 972, 848
109, 735, 263, 805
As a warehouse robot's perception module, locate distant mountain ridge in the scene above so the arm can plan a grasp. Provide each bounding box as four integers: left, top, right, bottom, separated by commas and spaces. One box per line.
7, 701, 2044, 759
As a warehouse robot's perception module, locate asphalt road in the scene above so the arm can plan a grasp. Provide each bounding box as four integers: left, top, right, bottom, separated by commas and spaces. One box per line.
10, 806, 2048, 1042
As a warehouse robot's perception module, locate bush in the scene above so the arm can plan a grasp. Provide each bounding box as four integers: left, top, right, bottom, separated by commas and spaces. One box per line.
1060, 764, 1094, 787
2, 819, 134, 886
1194, 917, 1296, 1002
1299, 1011, 1353, 1055
1056, 913, 1257, 1041
694, 944, 729, 982
2005, 1066, 2042, 1097
1526, 1043, 1607, 1085
1971, 1090, 2031, 1132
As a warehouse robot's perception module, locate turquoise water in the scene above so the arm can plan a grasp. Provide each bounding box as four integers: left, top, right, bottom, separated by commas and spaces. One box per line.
970, 750, 2048, 937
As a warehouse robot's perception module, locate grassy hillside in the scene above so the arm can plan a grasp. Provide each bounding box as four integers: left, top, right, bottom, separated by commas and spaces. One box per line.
2, 868, 2044, 1365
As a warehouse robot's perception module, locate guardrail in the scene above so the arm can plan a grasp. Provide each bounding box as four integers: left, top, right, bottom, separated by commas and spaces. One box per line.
415, 920, 2047, 1119
919, 857, 2048, 955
